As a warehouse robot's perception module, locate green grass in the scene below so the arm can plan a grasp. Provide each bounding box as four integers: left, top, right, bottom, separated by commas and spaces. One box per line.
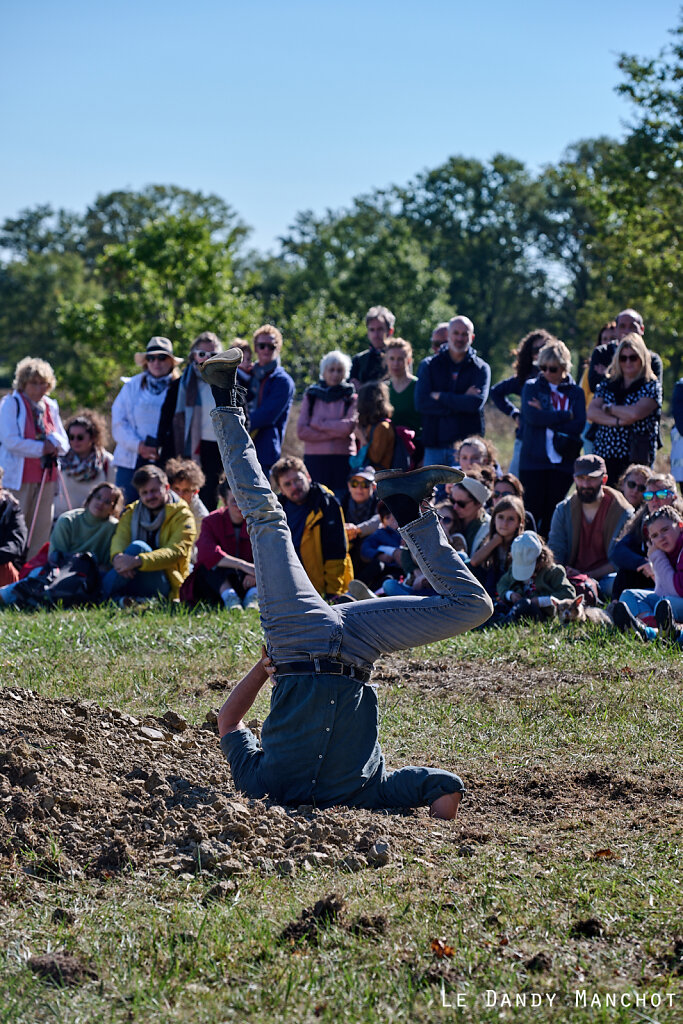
1, 609, 682, 1022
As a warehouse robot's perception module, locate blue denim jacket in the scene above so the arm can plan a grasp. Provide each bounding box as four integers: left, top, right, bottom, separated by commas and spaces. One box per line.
220, 673, 385, 807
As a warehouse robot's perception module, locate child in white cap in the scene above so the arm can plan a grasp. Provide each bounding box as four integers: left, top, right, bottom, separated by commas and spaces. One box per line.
482, 531, 575, 627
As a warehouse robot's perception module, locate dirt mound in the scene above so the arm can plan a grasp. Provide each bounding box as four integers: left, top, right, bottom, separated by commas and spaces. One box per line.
0, 687, 445, 881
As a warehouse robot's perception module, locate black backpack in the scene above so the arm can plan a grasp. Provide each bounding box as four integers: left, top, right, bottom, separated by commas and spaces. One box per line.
44, 552, 100, 607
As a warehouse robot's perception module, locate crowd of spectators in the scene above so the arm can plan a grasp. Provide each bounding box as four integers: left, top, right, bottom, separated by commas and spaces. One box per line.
2, 303, 683, 645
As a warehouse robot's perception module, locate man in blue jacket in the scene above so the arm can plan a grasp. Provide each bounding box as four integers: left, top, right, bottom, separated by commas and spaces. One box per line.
415, 315, 491, 467
247, 326, 295, 475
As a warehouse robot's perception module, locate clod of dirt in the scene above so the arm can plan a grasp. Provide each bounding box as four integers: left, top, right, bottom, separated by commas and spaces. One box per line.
161, 711, 189, 733
51, 908, 75, 925
366, 841, 390, 867
350, 913, 387, 938
279, 894, 344, 945
525, 952, 552, 972
203, 880, 238, 904
89, 838, 136, 877
571, 917, 605, 938
27, 952, 97, 986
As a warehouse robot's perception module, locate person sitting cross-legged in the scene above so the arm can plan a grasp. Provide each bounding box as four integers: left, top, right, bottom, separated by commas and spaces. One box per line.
181, 474, 257, 611
103, 465, 195, 605
198, 348, 493, 818
612, 505, 683, 643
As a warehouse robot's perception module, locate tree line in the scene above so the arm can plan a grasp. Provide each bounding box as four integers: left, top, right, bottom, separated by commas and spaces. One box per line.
0, 20, 680, 409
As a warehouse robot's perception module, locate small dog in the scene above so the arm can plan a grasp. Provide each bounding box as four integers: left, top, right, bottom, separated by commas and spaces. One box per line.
554, 594, 614, 628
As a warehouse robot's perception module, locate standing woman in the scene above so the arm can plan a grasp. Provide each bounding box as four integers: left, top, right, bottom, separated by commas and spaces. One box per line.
588, 334, 661, 487
0, 357, 68, 559
518, 339, 585, 537
355, 382, 396, 471
490, 329, 553, 476
296, 350, 358, 495
54, 409, 113, 519
111, 337, 182, 505
385, 339, 422, 442
157, 331, 224, 510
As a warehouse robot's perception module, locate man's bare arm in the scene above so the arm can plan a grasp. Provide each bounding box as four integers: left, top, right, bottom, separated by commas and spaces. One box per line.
217, 647, 274, 736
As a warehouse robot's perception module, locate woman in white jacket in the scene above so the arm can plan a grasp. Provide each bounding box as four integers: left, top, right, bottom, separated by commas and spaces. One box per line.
0, 357, 68, 559
111, 337, 182, 504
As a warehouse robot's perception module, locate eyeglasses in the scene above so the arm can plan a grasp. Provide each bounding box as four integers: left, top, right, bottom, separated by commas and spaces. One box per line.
68, 432, 89, 442
256, 341, 276, 351
619, 353, 641, 363
539, 364, 561, 373
644, 490, 675, 501
349, 479, 371, 488
147, 353, 171, 363
193, 350, 214, 359
624, 480, 646, 492
453, 498, 473, 509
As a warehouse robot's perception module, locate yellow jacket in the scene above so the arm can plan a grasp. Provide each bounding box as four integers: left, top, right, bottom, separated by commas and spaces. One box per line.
110, 498, 196, 599
293, 482, 353, 598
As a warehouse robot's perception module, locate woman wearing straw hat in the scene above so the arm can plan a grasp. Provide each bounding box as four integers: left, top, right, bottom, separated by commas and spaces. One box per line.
111, 337, 182, 505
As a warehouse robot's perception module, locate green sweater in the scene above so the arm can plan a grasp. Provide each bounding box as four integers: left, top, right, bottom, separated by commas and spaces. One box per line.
49, 508, 119, 569
496, 563, 576, 602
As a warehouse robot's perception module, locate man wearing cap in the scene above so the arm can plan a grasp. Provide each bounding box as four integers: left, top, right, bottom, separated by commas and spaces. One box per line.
269, 455, 354, 602
548, 454, 633, 596
415, 315, 491, 467
339, 467, 382, 584
196, 347, 493, 819
350, 306, 395, 387
588, 308, 663, 391
448, 475, 492, 556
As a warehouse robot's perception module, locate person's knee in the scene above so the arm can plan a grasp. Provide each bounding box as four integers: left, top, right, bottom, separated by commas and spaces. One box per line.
430, 791, 462, 820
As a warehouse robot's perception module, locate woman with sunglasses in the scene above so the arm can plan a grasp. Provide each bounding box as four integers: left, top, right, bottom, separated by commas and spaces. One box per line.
448, 475, 491, 557
518, 339, 586, 536
617, 463, 651, 511
246, 325, 295, 476
610, 472, 683, 599
157, 332, 226, 510
490, 329, 554, 476
54, 409, 113, 519
587, 334, 661, 487
112, 337, 182, 505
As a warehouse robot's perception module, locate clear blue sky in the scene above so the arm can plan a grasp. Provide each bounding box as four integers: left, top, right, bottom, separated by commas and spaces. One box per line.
1, 0, 679, 253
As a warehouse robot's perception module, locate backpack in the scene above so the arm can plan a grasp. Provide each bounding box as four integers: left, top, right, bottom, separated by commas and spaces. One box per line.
44, 552, 100, 608
390, 425, 416, 470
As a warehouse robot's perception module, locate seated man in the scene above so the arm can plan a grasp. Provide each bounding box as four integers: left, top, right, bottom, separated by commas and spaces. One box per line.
548, 454, 632, 598
270, 455, 353, 602
338, 467, 381, 584
182, 475, 258, 611
200, 349, 493, 819
103, 465, 195, 603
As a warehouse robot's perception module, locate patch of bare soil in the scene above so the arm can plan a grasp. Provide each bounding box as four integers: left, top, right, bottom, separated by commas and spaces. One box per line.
0, 669, 680, 884
374, 653, 586, 698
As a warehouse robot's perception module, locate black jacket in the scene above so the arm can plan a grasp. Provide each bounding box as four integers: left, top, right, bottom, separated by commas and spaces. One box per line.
0, 492, 27, 567
415, 347, 491, 445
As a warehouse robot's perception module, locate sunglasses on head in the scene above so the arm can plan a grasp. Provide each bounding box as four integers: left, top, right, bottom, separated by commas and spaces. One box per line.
624, 480, 646, 492
619, 353, 641, 363
644, 489, 675, 501
349, 479, 371, 488
147, 353, 170, 363
539, 364, 561, 373
256, 341, 276, 351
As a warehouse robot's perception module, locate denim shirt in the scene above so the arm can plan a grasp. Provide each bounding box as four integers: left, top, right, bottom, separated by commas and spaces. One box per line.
220, 673, 385, 807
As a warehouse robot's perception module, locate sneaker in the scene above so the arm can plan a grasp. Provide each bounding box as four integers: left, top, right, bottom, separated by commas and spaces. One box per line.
221, 591, 242, 611
242, 588, 260, 610
611, 601, 648, 641
655, 599, 678, 644
347, 579, 378, 602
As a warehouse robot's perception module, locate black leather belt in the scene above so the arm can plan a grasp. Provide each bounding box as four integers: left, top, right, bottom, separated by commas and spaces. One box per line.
275, 658, 372, 683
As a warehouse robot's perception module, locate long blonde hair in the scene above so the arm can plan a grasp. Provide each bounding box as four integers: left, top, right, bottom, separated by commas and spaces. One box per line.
606, 334, 655, 385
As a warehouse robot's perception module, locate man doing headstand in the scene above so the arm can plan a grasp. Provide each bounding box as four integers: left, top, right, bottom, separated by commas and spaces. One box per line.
200, 350, 493, 820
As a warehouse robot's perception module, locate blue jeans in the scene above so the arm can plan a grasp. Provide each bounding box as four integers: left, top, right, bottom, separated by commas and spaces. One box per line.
621, 589, 683, 621
211, 407, 493, 672
508, 437, 522, 477
422, 446, 457, 468
101, 541, 171, 601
